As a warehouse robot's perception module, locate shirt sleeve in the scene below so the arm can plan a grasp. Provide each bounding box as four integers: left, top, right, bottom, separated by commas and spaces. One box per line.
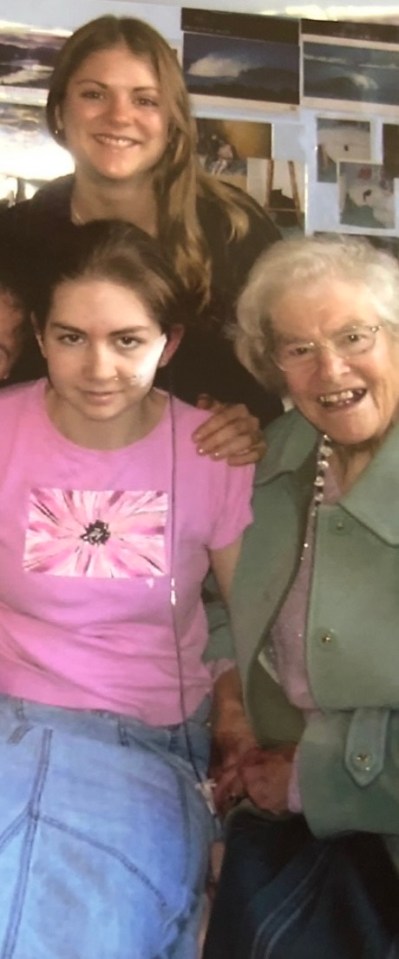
208, 463, 254, 551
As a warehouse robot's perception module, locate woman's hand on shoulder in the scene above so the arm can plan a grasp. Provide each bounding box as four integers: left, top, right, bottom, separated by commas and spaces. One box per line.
193, 394, 265, 466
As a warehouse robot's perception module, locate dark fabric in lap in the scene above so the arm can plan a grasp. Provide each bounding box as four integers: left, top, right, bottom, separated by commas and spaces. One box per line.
204, 808, 399, 959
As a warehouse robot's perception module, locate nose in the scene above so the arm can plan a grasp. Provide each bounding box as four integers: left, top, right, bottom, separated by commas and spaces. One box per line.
315, 344, 351, 378
83, 345, 116, 381
106, 91, 135, 125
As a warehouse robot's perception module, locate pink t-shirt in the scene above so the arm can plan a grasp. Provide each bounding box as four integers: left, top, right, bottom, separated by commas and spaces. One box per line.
0, 380, 253, 725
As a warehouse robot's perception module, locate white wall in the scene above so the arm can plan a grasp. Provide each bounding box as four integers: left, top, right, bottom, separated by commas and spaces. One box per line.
0, 2, 179, 35
0, 1, 396, 36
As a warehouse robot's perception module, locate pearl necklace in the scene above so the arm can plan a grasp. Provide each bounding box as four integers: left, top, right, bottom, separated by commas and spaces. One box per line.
260, 433, 333, 677
311, 433, 333, 516
301, 433, 332, 560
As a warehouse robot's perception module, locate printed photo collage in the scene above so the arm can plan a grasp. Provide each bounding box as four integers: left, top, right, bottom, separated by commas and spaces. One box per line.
182, 9, 399, 244
0, 23, 72, 207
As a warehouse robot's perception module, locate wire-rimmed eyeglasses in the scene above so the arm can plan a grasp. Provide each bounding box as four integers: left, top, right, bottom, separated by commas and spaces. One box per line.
272, 325, 381, 372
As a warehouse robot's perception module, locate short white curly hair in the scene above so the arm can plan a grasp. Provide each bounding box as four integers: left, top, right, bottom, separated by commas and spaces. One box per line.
235, 234, 399, 392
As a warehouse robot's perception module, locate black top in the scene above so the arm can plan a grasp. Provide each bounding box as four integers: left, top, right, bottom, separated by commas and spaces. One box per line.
0, 176, 282, 425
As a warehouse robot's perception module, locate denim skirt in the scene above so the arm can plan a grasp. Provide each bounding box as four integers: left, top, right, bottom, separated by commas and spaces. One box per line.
0, 693, 213, 959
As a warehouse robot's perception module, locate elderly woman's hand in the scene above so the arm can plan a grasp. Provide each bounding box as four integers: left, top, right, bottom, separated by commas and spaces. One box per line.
193, 394, 265, 465
238, 744, 297, 815
213, 742, 296, 817
210, 667, 258, 815
211, 712, 257, 817
210, 670, 297, 817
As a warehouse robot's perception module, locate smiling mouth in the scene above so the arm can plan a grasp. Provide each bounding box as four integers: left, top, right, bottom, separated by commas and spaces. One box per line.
94, 134, 140, 148
83, 390, 118, 399
319, 388, 367, 409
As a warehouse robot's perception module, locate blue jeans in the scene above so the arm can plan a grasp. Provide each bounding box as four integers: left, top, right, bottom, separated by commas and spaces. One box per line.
0, 694, 213, 959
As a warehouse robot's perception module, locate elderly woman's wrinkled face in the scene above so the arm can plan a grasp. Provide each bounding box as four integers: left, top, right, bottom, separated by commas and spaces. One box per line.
271, 278, 399, 446
0, 291, 24, 380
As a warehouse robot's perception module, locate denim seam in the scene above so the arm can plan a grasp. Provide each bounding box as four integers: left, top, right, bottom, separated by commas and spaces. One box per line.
153, 892, 204, 959
175, 773, 192, 888
116, 719, 130, 747
0, 811, 28, 855
40, 814, 171, 914
1, 728, 52, 959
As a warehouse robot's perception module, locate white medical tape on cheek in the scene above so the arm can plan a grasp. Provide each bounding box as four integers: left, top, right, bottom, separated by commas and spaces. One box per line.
125, 334, 168, 384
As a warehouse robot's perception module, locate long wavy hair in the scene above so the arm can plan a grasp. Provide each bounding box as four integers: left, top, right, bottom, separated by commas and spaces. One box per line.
46, 15, 258, 308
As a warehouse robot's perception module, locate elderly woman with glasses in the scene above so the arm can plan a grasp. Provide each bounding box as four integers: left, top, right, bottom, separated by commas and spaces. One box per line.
204, 234, 399, 959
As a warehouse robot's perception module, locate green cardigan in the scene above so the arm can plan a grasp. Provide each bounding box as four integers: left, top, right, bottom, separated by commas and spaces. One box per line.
230, 409, 399, 839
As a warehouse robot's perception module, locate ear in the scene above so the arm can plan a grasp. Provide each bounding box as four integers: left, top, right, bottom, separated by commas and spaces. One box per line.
31, 313, 47, 358
158, 326, 184, 367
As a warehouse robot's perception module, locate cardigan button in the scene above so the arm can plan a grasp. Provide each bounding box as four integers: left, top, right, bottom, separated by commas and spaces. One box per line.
320, 633, 333, 645
352, 752, 373, 772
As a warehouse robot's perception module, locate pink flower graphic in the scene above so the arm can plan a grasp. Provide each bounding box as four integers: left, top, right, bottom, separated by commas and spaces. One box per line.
23, 488, 168, 578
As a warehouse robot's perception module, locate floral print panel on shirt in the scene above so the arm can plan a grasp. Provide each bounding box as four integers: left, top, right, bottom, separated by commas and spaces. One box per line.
23, 488, 168, 578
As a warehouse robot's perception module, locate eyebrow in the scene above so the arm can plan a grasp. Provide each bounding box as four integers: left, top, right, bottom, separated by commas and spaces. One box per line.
75, 79, 159, 93
278, 321, 367, 343
49, 322, 150, 335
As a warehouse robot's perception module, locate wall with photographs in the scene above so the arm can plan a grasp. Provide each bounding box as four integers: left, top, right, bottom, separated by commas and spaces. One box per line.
0, 3, 398, 251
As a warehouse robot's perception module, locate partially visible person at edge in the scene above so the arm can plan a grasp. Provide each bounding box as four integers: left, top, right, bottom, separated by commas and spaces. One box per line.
0, 218, 254, 958
205, 235, 399, 959
1, 13, 283, 466
0, 244, 33, 384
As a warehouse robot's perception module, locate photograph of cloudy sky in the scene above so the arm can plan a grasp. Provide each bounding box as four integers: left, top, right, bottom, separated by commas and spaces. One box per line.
0, 102, 72, 180
303, 41, 399, 109
183, 33, 299, 105
0, 27, 66, 93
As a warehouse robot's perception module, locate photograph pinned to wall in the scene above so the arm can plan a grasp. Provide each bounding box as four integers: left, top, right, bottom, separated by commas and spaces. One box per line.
0, 174, 42, 207
195, 117, 272, 191
317, 118, 371, 182
339, 161, 395, 231
302, 18, 399, 115
0, 23, 69, 100
181, 9, 299, 107
0, 102, 73, 192
382, 123, 399, 179
0, 173, 18, 208
261, 159, 305, 236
